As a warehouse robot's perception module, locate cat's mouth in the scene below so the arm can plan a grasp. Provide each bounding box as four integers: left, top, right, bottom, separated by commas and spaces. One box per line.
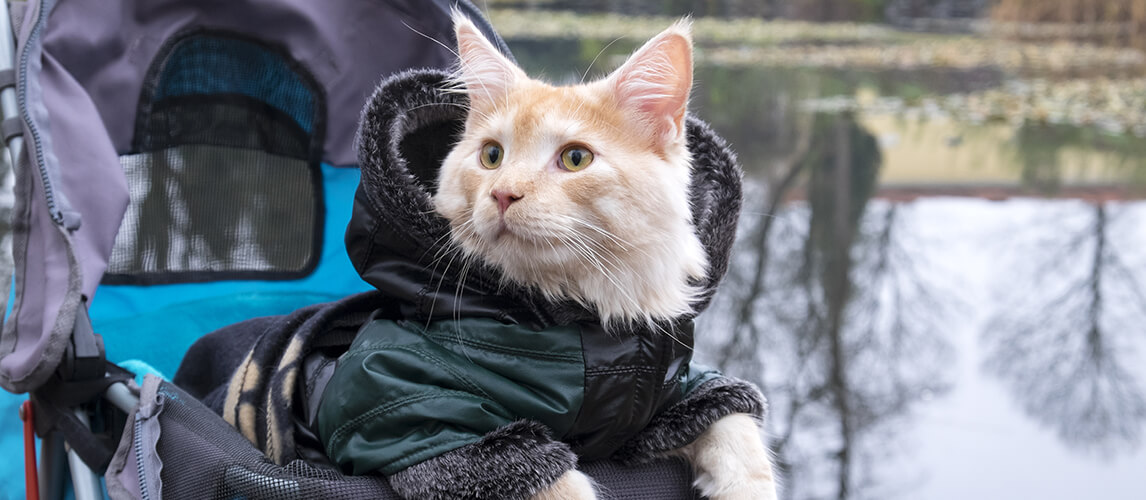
495, 220, 512, 239
484, 217, 547, 248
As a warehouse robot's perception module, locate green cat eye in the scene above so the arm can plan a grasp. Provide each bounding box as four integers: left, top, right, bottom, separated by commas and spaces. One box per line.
560, 146, 593, 171
480, 142, 503, 169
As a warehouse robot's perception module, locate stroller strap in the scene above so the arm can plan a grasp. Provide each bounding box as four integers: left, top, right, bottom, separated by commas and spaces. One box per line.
31, 363, 133, 473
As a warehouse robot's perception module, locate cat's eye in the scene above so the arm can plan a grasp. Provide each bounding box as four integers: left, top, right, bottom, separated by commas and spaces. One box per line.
480, 142, 503, 169
560, 146, 594, 171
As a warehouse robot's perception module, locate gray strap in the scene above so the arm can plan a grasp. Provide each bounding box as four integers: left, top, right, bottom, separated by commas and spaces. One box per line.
0, 69, 14, 90
1, 116, 21, 142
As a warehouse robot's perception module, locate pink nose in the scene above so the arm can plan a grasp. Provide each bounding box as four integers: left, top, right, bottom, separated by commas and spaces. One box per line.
491, 189, 522, 215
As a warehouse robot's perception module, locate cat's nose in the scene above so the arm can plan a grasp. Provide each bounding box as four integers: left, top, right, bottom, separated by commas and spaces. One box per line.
491, 189, 523, 215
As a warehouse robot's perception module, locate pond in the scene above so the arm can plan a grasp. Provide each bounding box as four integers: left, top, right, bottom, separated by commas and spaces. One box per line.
494, 6, 1146, 500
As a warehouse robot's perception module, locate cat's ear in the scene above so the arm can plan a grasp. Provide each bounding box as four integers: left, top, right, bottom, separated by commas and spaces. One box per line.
608, 20, 693, 147
453, 12, 524, 108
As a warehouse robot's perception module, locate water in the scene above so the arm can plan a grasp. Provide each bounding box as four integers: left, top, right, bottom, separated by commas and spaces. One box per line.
496, 7, 1146, 500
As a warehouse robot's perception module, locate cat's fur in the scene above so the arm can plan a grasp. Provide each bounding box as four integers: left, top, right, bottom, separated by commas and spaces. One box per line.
430, 14, 778, 500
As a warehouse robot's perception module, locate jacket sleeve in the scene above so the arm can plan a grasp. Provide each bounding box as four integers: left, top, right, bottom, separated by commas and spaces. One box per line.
611, 365, 767, 464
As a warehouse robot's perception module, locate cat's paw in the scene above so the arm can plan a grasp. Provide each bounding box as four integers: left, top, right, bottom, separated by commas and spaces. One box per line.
680, 413, 778, 500
530, 470, 597, 500
693, 473, 777, 500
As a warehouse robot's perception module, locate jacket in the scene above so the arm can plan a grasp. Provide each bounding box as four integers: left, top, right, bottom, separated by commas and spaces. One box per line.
317, 315, 722, 475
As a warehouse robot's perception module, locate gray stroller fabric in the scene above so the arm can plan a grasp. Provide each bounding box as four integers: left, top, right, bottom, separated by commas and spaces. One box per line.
108, 375, 406, 500
109, 376, 702, 500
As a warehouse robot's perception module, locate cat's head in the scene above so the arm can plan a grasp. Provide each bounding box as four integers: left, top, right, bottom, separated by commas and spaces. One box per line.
433, 14, 707, 326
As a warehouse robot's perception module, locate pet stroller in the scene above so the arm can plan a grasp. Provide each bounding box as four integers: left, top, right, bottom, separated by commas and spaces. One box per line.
0, 0, 750, 498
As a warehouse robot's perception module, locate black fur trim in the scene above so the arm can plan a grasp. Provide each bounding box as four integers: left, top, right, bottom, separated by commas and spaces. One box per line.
681, 118, 742, 318
388, 420, 578, 500
612, 377, 767, 464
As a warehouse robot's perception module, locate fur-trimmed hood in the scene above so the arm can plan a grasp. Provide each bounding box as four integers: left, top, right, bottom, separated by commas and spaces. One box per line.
346, 68, 743, 333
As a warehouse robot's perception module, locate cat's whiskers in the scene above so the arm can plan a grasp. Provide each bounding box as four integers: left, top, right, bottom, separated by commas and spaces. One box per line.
651, 320, 695, 351
406, 102, 494, 128
451, 251, 482, 364
567, 233, 629, 277
557, 230, 641, 317
426, 219, 474, 276
402, 20, 460, 62
540, 237, 576, 293
554, 214, 637, 253
561, 223, 703, 335
550, 36, 628, 142
427, 220, 469, 262
580, 36, 625, 85
425, 222, 475, 328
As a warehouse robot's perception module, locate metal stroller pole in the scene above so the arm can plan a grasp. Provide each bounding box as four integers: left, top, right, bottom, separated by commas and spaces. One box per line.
0, 3, 123, 500
0, 0, 24, 169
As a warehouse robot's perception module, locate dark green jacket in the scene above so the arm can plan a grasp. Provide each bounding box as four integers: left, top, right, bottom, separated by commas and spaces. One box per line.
317, 316, 719, 476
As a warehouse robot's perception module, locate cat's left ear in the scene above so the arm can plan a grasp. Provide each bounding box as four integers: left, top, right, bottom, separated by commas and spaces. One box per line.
608, 20, 693, 148
453, 11, 525, 109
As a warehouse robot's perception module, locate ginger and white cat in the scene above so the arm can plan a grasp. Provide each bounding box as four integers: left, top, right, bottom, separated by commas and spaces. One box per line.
434, 14, 777, 500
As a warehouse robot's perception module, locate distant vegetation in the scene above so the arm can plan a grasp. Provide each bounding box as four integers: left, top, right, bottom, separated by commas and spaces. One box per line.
991, 0, 1146, 48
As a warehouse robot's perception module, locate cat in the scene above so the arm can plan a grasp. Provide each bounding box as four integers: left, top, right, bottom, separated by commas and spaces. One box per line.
432, 13, 778, 500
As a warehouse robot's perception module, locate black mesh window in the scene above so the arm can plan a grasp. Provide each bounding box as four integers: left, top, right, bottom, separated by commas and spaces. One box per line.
105, 32, 325, 284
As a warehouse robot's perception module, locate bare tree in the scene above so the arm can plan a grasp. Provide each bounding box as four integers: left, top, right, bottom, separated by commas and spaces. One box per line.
699, 114, 954, 500
983, 202, 1146, 456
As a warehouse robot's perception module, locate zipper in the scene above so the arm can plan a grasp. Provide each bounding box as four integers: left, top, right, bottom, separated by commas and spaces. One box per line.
18, 0, 63, 225
133, 414, 152, 500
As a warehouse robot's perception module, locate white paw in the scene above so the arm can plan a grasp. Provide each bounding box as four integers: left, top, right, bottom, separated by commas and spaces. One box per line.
531, 470, 597, 500
679, 413, 779, 500
695, 474, 778, 500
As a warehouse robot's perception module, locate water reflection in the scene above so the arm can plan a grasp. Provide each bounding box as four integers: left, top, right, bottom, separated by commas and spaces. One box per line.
981, 202, 1146, 456
695, 113, 955, 500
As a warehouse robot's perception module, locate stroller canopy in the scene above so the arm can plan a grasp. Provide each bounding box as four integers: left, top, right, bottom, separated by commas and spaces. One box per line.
0, 0, 508, 392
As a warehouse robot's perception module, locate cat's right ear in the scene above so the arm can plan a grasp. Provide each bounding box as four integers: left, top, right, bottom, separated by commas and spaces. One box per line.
452, 12, 523, 108
608, 20, 693, 149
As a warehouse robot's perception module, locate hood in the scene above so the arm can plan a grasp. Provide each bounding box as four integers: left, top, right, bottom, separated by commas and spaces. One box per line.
346, 69, 742, 332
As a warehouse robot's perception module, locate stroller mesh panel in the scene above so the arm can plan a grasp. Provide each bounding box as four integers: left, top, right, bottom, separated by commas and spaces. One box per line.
155, 382, 401, 499
140, 99, 311, 160
109, 146, 315, 279
105, 32, 325, 284
148, 35, 317, 134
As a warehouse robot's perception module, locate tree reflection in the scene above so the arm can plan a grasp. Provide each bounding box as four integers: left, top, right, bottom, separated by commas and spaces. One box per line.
982, 202, 1146, 456
698, 113, 954, 500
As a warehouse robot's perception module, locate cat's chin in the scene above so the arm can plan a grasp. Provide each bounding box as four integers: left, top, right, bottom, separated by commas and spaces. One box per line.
468, 230, 572, 272
460, 229, 707, 327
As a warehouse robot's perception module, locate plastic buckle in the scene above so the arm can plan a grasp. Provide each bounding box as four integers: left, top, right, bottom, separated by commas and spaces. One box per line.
59, 297, 104, 382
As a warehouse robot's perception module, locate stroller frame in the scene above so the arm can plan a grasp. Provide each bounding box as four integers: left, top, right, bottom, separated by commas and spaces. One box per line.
0, 0, 137, 494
